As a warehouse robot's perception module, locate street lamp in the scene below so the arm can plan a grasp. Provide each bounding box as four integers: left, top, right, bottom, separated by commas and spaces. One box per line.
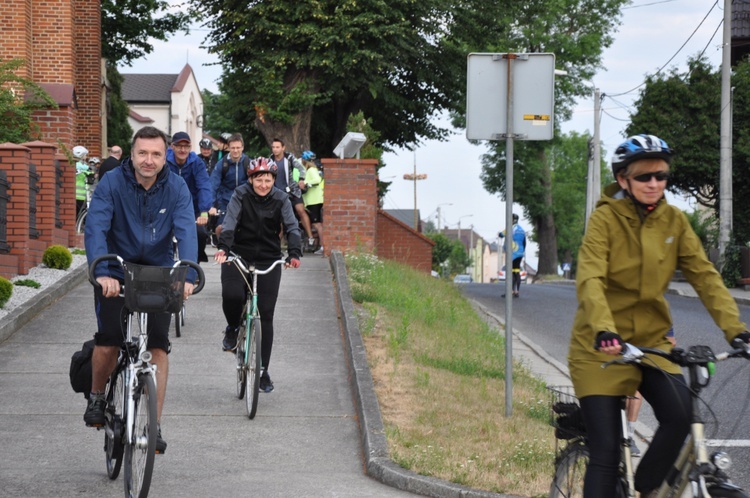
436, 203, 452, 232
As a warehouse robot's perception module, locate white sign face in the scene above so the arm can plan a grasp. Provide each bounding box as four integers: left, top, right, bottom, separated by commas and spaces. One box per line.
466, 53, 555, 141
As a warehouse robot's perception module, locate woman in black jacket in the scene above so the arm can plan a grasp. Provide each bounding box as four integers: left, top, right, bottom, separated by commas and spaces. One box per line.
214, 157, 302, 393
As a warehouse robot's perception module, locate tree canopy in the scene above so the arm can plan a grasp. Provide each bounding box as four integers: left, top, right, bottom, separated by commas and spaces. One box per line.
626, 56, 750, 244
102, 0, 189, 66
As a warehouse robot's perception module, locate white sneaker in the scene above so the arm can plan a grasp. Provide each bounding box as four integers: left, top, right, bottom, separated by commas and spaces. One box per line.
314, 246, 324, 255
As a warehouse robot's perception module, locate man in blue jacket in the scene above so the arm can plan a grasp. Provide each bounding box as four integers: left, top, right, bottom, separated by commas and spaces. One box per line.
208, 133, 249, 237
167, 132, 213, 262
84, 126, 198, 455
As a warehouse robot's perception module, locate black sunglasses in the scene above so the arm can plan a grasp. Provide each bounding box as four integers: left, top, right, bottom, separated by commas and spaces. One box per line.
631, 171, 669, 183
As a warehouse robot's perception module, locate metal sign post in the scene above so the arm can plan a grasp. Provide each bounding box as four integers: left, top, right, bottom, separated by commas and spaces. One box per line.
467, 52, 555, 417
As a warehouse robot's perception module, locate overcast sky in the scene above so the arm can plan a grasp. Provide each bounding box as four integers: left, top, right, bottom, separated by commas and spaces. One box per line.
124, 0, 726, 267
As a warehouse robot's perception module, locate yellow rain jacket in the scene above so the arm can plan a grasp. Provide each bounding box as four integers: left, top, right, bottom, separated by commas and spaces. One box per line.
568, 183, 746, 397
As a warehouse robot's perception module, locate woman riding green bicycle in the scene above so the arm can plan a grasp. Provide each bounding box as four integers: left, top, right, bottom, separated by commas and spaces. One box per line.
568, 134, 750, 497
214, 156, 301, 393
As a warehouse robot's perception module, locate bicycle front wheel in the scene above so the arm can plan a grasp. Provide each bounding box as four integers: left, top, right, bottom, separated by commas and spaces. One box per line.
245, 317, 262, 419
236, 320, 247, 399
550, 443, 588, 498
105, 367, 125, 479
124, 372, 157, 498
706, 487, 750, 497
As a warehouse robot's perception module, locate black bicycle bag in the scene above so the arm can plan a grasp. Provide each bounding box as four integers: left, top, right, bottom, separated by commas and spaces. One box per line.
69, 339, 95, 399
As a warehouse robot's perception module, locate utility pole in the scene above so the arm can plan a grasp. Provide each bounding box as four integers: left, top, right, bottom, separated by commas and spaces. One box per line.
586, 88, 602, 229
403, 152, 427, 231
719, 0, 733, 260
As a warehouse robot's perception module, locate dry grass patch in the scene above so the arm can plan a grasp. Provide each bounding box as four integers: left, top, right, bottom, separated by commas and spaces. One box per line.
348, 254, 555, 497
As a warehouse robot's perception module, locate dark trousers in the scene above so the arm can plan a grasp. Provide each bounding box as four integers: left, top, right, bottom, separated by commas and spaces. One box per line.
220, 262, 282, 371
511, 257, 523, 292
579, 369, 690, 496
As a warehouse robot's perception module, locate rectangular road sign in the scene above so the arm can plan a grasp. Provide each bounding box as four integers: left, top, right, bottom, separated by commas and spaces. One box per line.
466, 53, 555, 141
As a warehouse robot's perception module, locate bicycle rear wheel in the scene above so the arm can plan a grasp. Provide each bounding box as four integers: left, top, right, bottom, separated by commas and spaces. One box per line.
236, 319, 247, 399
105, 367, 125, 479
245, 317, 261, 419
76, 210, 87, 234
124, 372, 157, 498
550, 443, 588, 498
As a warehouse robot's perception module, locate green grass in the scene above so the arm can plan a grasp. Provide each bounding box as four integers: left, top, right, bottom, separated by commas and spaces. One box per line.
13, 279, 41, 288
346, 253, 555, 496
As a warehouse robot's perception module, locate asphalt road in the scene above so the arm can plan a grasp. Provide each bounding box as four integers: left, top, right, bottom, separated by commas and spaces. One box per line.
461, 281, 750, 490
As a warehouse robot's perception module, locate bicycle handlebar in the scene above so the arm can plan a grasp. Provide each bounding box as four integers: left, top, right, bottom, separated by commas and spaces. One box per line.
226, 252, 286, 275
604, 342, 750, 370
88, 254, 206, 295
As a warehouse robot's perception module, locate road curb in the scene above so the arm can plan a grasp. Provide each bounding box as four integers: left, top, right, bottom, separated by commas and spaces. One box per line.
0, 264, 87, 345
330, 251, 524, 498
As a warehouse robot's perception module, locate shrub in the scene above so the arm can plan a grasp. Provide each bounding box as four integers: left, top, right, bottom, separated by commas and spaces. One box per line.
42, 245, 73, 270
14, 279, 41, 288
0, 276, 12, 308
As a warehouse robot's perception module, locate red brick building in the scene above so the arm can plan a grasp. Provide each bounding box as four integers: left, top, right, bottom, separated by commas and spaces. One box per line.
1, 0, 104, 155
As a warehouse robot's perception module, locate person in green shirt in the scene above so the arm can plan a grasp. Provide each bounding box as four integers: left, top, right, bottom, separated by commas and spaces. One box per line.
301, 151, 324, 255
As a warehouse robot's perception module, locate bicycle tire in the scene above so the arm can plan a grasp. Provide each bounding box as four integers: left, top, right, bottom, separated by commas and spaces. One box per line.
236, 318, 247, 400
245, 317, 261, 419
706, 487, 750, 497
550, 443, 588, 498
124, 372, 157, 498
174, 312, 181, 337
105, 367, 125, 480
76, 210, 87, 234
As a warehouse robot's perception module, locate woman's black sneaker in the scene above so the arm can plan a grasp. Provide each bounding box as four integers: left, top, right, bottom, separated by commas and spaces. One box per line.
222, 326, 238, 351
259, 372, 274, 393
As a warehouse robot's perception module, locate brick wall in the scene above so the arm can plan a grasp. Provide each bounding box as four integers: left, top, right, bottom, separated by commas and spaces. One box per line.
321, 158, 379, 254
376, 211, 435, 273
1, 0, 103, 156
320, 158, 433, 273
0, 142, 77, 278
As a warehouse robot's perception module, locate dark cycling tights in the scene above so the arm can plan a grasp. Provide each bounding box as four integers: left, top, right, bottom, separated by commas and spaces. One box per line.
221, 262, 282, 371
579, 369, 690, 497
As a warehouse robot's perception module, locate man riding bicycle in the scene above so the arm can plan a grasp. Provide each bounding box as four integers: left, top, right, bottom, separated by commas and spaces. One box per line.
567, 134, 750, 497
83, 126, 199, 455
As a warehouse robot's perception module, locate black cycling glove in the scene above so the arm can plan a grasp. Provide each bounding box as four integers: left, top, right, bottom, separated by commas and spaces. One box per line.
730, 331, 750, 357
594, 331, 623, 351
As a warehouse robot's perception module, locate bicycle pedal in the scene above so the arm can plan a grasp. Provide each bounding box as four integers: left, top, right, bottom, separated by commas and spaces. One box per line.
86, 422, 105, 428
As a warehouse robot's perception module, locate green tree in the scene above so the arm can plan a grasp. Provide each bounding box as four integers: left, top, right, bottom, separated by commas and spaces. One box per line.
102, 0, 189, 66
467, 0, 628, 274
105, 64, 133, 155
0, 58, 57, 143
626, 56, 750, 244
428, 233, 471, 276
482, 132, 606, 275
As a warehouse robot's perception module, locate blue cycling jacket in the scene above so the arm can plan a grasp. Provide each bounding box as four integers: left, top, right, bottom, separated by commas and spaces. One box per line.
166, 149, 212, 217
85, 157, 198, 282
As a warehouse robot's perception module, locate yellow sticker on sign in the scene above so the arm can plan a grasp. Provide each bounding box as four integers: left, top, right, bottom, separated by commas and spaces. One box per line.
523, 114, 550, 121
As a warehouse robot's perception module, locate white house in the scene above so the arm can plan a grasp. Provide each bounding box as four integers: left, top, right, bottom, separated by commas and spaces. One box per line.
121, 64, 204, 148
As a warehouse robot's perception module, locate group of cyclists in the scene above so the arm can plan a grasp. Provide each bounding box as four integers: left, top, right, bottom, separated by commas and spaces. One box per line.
77, 128, 750, 496
80, 127, 321, 454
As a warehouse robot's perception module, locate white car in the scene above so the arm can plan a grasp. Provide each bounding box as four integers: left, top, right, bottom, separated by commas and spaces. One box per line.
452, 274, 473, 284
497, 265, 527, 282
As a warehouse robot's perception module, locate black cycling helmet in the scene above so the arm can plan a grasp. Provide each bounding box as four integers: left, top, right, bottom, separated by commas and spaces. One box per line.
247, 157, 278, 177
512, 213, 519, 223
611, 134, 672, 177
199, 138, 212, 149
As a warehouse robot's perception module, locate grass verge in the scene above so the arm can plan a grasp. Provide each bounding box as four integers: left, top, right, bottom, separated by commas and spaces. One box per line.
346, 253, 554, 497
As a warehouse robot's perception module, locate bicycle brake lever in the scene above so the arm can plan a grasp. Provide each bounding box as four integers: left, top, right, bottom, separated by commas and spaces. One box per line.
602, 343, 644, 369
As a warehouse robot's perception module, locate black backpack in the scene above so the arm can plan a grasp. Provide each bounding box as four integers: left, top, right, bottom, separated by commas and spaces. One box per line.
69, 339, 95, 399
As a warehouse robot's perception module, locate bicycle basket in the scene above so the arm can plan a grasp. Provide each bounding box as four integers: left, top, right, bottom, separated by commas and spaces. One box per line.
122, 262, 188, 314
547, 385, 586, 440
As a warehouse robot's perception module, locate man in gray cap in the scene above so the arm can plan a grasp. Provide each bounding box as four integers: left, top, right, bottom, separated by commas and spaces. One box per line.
167, 132, 212, 262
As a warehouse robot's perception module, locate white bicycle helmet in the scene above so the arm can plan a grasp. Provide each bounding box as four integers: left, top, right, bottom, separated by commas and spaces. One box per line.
72, 145, 89, 159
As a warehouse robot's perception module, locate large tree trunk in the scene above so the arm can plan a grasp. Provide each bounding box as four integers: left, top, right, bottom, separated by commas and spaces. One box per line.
536, 158, 559, 275
254, 106, 313, 155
